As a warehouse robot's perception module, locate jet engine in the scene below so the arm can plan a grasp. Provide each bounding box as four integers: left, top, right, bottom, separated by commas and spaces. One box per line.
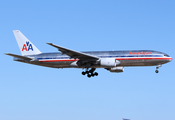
107, 66, 124, 73
100, 58, 120, 67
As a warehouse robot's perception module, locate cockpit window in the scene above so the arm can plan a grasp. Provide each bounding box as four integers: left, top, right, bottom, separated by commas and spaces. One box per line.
164, 54, 169, 57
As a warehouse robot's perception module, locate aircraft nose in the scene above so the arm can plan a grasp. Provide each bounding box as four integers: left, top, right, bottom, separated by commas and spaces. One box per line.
168, 57, 173, 62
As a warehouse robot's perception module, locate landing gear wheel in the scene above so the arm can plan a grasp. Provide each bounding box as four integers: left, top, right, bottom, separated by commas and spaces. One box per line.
82, 71, 86, 75
82, 68, 98, 78
94, 72, 98, 76
85, 71, 89, 74
155, 65, 161, 73
155, 70, 159, 73
87, 74, 91, 78
91, 74, 95, 77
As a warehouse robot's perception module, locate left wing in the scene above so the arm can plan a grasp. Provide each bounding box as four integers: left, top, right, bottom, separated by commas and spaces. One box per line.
47, 43, 99, 60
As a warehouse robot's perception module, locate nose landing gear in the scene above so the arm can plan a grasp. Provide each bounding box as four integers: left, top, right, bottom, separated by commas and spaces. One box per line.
155, 65, 162, 73
82, 68, 98, 78
155, 69, 159, 73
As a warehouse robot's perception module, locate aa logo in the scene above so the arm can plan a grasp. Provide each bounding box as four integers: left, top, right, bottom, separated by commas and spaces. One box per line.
22, 41, 33, 51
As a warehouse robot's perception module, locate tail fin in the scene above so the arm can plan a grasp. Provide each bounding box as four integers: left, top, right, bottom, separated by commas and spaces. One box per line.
13, 30, 41, 56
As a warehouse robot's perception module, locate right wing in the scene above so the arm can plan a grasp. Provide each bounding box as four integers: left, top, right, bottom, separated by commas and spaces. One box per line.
47, 43, 99, 60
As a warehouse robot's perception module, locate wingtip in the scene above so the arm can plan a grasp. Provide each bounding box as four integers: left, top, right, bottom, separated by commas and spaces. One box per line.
4, 53, 9, 55
47, 43, 53, 45
4, 53, 13, 56
13, 30, 20, 32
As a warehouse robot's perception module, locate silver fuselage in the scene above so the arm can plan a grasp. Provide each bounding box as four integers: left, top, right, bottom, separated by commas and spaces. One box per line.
14, 50, 172, 69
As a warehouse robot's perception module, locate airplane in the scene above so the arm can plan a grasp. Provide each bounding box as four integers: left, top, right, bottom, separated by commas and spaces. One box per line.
122, 118, 130, 120
5, 30, 172, 78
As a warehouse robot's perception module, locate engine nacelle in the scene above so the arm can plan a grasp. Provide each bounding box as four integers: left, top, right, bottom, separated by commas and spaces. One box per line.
108, 67, 124, 73
100, 58, 120, 67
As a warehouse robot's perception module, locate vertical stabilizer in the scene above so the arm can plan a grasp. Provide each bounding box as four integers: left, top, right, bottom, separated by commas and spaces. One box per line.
13, 30, 41, 56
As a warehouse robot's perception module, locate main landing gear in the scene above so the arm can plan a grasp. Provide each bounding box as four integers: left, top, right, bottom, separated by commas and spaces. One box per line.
155, 65, 162, 73
82, 68, 98, 78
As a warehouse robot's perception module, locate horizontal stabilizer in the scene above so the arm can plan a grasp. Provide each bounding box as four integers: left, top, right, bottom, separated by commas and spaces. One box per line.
5, 53, 32, 60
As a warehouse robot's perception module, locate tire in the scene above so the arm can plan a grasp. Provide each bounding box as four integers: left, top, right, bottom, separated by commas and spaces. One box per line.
155, 70, 159, 73
91, 74, 95, 77
94, 72, 98, 76
82, 71, 86, 75
87, 74, 91, 78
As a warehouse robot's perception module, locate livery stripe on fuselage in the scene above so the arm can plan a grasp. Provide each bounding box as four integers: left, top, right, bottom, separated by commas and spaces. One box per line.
39, 59, 78, 62
115, 57, 172, 60
39, 57, 172, 62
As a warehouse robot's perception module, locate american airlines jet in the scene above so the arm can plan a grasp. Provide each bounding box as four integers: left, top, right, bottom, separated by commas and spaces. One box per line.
5, 30, 172, 78
122, 118, 130, 120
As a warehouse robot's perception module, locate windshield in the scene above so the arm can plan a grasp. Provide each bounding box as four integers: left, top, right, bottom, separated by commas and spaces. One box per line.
164, 54, 170, 57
